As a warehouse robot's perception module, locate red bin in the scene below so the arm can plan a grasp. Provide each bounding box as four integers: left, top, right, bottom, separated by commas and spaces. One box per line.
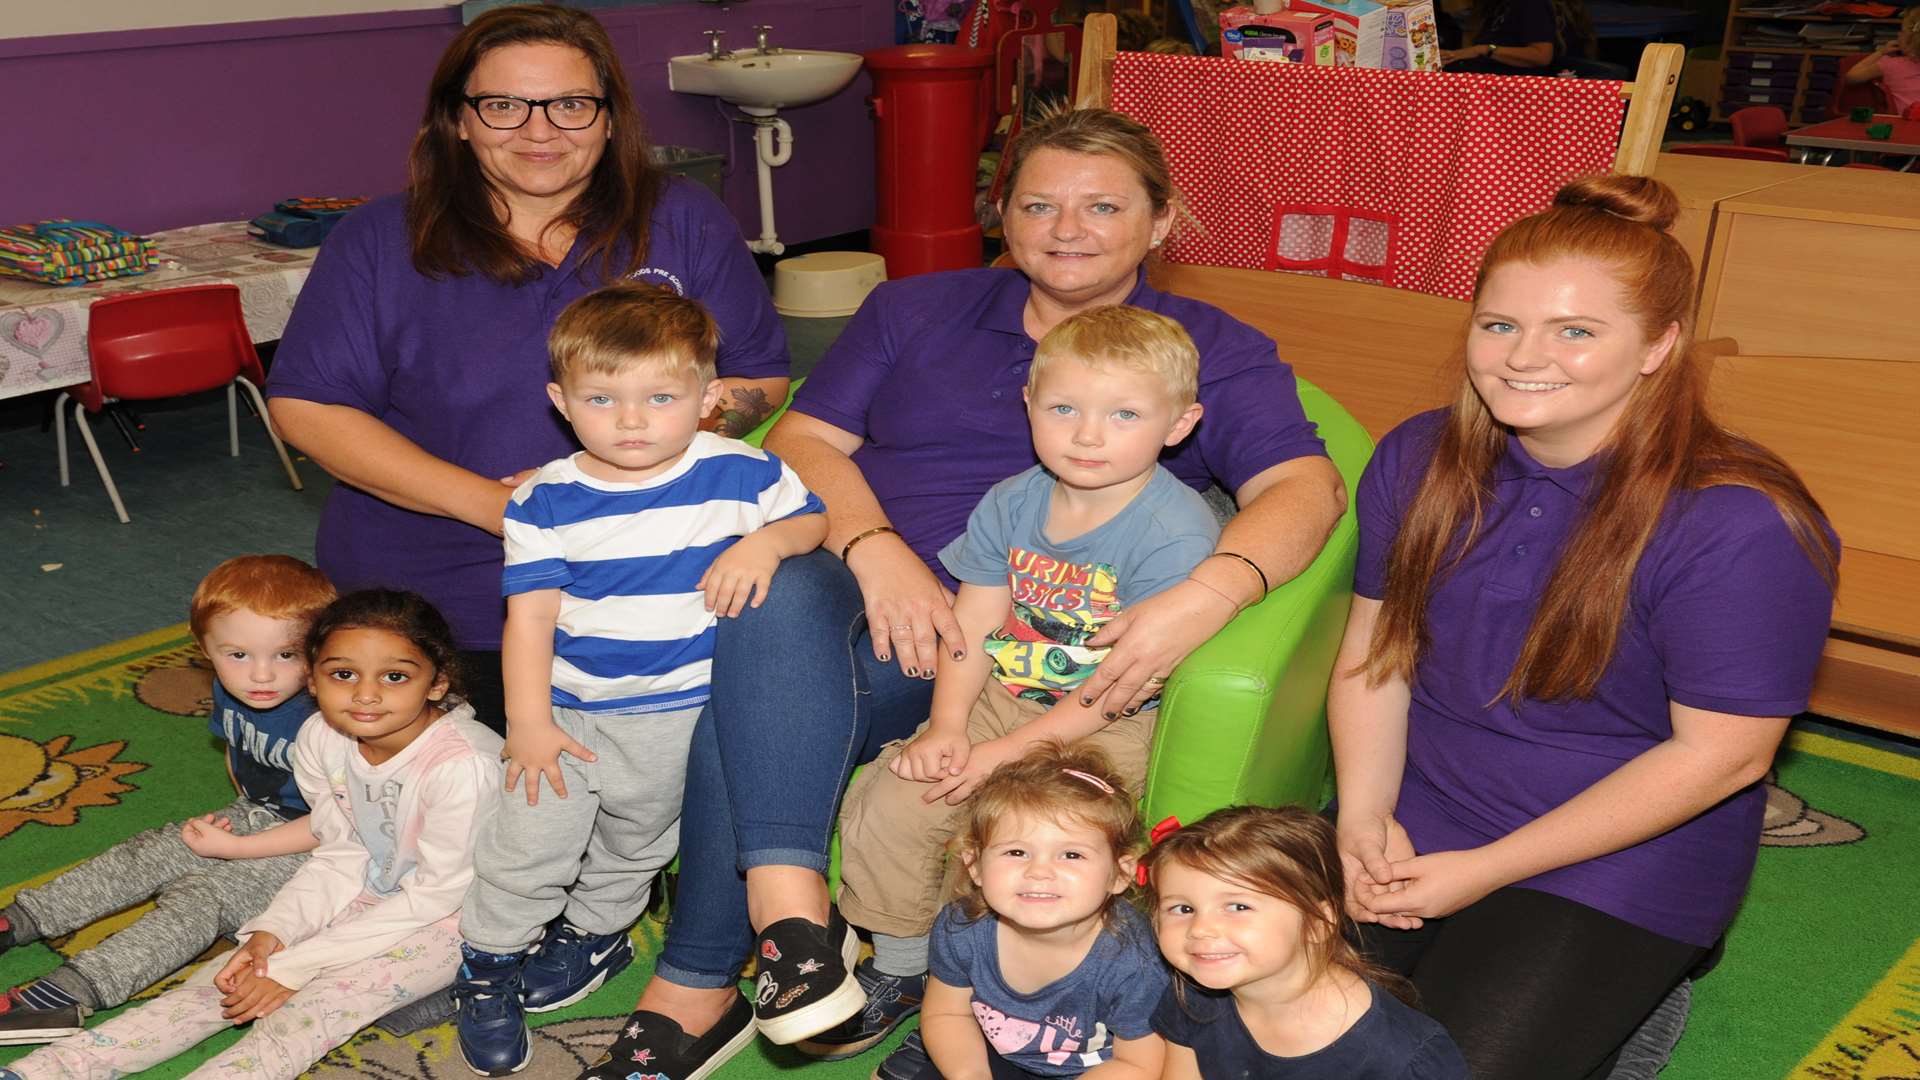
863, 44, 995, 279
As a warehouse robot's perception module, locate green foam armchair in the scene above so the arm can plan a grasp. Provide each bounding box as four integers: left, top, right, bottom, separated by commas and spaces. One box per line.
1140, 377, 1373, 826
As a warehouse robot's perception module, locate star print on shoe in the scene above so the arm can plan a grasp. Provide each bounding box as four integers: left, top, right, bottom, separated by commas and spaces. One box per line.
749, 908, 863, 1044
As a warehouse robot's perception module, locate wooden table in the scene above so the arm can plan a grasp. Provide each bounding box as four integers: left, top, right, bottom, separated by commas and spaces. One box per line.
1784, 114, 1920, 160
0, 222, 318, 401
1697, 167, 1920, 362
1650, 152, 1828, 275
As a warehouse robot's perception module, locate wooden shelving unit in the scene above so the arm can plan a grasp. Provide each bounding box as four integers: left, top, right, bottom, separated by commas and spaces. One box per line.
1712, 9, 1897, 122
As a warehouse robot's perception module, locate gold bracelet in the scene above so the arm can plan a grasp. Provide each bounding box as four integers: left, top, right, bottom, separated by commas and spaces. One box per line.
1211, 551, 1270, 596
840, 525, 899, 563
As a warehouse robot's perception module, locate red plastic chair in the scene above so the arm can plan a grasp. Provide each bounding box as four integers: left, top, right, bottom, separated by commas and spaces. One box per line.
53, 283, 302, 523
1729, 106, 1788, 149
1665, 143, 1792, 162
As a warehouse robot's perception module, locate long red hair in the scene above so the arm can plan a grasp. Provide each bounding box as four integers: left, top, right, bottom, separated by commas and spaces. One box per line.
1366, 175, 1838, 703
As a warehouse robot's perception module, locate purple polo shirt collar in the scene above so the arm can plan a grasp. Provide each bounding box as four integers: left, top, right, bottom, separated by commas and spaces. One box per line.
1493, 435, 1604, 498
970, 268, 1158, 336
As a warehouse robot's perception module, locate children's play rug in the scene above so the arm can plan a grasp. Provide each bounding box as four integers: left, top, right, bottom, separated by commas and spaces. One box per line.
3, 627, 1918, 1080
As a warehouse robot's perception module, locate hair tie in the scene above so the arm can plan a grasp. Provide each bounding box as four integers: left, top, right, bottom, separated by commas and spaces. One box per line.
1062, 768, 1115, 794
1134, 815, 1182, 887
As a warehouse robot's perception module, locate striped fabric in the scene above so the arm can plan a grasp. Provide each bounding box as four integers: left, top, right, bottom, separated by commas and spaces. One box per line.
502, 432, 824, 714
0, 219, 156, 285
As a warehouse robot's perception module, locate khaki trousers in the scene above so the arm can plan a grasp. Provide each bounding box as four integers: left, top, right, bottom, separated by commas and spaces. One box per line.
836, 684, 1155, 937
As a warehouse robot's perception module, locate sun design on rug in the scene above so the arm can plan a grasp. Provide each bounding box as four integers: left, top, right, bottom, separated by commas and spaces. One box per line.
0, 732, 147, 839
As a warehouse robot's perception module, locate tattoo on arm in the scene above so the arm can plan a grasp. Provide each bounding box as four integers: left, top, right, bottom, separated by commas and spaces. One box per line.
713, 387, 774, 438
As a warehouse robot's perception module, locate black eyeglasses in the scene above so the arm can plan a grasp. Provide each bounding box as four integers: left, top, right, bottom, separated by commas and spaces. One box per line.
464, 94, 609, 131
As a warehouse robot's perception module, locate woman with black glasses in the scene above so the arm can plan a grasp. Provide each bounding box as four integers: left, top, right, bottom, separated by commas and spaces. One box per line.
267, 5, 790, 739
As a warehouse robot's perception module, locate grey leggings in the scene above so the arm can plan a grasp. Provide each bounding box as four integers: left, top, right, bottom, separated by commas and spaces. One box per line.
7, 797, 308, 1008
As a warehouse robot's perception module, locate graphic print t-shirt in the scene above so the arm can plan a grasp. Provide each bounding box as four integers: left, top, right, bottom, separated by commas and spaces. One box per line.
939, 465, 1220, 703
931, 902, 1169, 1076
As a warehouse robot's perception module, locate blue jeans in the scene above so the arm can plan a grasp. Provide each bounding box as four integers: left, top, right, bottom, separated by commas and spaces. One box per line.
655, 549, 935, 988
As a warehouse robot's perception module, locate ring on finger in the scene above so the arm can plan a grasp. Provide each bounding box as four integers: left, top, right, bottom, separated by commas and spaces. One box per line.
890, 623, 914, 634
1144, 674, 1170, 686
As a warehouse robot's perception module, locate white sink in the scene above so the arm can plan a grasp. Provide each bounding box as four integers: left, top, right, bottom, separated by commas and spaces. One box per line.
668, 50, 863, 110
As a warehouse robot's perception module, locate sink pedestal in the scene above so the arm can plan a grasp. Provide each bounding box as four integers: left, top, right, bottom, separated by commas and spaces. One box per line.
739, 106, 793, 255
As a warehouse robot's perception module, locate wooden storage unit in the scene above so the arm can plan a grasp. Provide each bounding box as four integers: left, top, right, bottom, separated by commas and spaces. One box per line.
1711, 7, 1901, 123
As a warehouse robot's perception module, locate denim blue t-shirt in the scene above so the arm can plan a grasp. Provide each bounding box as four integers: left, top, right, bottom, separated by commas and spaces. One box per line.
938, 464, 1220, 704
207, 681, 312, 814
930, 901, 1168, 1075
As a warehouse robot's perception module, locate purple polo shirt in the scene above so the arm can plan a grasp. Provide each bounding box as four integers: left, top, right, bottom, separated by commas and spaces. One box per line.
267, 179, 789, 649
1355, 410, 1835, 947
791, 267, 1327, 587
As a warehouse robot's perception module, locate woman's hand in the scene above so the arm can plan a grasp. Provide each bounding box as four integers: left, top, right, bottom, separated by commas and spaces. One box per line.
892, 725, 973, 782
1077, 580, 1237, 719
1364, 848, 1506, 924
1335, 811, 1419, 927
847, 533, 965, 681
503, 718, 596, 806
182, 814, 244, 859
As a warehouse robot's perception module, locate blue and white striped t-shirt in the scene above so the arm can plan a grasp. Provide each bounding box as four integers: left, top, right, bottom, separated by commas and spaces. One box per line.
501, 432, 824, 714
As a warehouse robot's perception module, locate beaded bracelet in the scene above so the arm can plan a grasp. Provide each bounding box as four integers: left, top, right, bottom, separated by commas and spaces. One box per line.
840, 524, 900, 563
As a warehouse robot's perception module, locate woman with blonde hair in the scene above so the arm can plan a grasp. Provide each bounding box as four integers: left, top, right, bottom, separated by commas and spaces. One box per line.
1330, 173, 1837, 1078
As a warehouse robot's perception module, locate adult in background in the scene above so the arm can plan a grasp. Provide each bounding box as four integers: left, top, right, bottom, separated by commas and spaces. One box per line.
267, 5, 790, 737
1330, 174, 1837, 1079
1438, 0, 1594, 73
582, 106, 1346, 1080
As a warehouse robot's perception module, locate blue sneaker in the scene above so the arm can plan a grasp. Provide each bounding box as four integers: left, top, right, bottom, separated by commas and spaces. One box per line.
520, 922, 634, 1013
452, 945, 531, 1077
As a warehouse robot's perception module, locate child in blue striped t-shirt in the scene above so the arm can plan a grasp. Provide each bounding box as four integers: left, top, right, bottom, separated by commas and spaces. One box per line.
451, 283, 825, 1078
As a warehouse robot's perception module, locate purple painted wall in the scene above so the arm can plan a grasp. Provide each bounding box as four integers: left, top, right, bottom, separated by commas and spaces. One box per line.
0, 2, 887, 243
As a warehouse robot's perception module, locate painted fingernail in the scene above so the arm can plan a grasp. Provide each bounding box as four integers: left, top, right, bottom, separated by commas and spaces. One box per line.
953, 650, 965, 660
1081, 697, 1094, 707
1124, 707, 1139, 717
879, 654, 891, 662
1104, 711, 1118, 720
906, 667, 919, 677
921, 671, 935, 680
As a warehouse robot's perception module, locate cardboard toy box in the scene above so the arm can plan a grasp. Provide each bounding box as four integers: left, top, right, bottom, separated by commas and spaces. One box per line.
1285, 0, 1442, 70
1220, 7, 1339, 64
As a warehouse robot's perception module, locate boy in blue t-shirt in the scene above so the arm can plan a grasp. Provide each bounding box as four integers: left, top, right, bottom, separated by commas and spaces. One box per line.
0, 556, 333, 1045
816, 305, 1224, 1065
453, 283, 825, 1078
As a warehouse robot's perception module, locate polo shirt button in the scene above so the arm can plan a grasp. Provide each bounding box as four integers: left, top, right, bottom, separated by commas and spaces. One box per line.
1529, 505, 1543, 518
1515, 544, 1528, 556
992, 391, 1002, 399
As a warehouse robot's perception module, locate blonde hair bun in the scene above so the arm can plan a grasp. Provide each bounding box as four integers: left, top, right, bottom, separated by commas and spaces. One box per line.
1552, 174, 1681, 233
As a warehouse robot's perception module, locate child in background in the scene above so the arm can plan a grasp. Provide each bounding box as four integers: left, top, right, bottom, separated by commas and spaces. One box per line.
454, 282, 825, 1078
895, 744, 1167, 1080
1843, 8, 1920, 116
1, 589, 503, 1080
820, 305, 1218, 1064
1141, 807, 1468, 1079
0, 555, 333, 1045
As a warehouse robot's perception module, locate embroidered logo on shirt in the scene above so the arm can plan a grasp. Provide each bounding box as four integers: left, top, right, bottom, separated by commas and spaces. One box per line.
626, 267, 687, 295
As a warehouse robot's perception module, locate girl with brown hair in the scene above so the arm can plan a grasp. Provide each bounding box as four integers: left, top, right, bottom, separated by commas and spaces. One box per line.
1141, 806, 1467, 1079
1329, 173, 1837, 1079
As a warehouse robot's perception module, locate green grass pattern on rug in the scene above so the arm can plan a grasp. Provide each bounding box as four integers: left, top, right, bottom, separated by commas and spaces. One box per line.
2, 629, 1916, 1079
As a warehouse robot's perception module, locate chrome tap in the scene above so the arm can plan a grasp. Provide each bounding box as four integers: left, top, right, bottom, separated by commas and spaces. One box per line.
752, 25, 778, 54
703, 30, 732, 60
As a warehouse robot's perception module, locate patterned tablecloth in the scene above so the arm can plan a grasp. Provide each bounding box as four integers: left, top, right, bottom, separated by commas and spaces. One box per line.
0, 221, 319, 401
